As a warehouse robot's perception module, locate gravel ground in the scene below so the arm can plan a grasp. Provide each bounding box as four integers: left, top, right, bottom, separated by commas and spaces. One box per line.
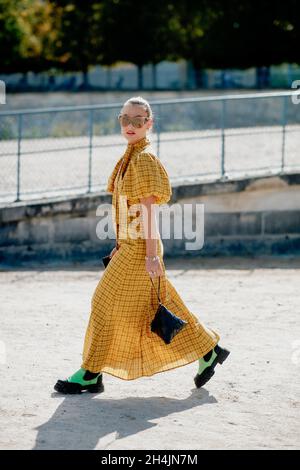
0, 255, 299, 450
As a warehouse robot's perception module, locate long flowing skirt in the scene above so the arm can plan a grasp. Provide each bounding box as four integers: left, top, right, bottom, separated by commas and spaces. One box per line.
81, 238, 220, 380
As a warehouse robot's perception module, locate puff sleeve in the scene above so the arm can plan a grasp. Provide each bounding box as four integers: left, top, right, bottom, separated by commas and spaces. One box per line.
121, 152, 172, 205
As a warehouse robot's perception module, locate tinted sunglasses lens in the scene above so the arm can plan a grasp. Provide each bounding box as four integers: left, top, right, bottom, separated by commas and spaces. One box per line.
132, 117, 145, 128
118, 115, 147, 128
118, 115, 130, 126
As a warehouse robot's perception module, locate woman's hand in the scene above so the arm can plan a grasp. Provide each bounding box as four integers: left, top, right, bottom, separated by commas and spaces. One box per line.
145, 256, 163, 278
109, 246, 118, 258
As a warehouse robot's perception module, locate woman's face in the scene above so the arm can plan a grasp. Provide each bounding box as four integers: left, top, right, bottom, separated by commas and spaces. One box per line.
119, 103, 153, 144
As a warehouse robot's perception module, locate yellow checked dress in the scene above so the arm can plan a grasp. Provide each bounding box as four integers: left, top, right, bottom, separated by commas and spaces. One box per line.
81, 136, 220, 380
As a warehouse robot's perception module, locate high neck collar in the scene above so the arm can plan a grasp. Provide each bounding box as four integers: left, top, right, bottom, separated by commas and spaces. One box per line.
126, 136, 150, 153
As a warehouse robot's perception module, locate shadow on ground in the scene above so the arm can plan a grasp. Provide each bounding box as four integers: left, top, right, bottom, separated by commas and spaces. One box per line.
33, 388, 216, 450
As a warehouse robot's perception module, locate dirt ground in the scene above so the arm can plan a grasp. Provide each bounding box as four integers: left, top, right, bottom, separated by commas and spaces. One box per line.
0, 255, 299, 450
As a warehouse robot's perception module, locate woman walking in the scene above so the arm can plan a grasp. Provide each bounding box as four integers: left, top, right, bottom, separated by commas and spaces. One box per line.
54, 96, 230, 394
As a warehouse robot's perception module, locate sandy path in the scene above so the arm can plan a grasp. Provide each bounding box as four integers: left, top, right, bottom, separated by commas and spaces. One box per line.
0, 255, 299, 450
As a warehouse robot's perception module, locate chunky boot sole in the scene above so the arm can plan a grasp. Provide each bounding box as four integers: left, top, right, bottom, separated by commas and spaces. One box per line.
194, 345, 230, 389
54, 375, 104, 394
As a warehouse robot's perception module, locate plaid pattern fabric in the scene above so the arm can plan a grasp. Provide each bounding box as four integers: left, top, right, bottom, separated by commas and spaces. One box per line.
81, 136, 220, 380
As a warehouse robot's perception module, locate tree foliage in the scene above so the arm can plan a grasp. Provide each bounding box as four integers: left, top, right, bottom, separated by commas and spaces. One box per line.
0, 0, 299, 75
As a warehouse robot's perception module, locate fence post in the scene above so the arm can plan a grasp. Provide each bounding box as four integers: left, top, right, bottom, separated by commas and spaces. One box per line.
15, 113, 22, 202
281, 95, 287, 173
220, 99, 226, 179
87, 109, 94, 193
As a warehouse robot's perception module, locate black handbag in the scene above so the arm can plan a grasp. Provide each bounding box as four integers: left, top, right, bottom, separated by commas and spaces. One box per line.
102, 243, 118, 268
150, 276, 188, 344
102, 254, 111, 268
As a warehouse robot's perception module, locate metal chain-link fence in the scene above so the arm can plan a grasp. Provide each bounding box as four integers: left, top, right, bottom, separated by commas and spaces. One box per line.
0, 91, 299, 204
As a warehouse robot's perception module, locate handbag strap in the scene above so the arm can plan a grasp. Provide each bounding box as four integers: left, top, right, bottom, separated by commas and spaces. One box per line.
150, 276, 162, 304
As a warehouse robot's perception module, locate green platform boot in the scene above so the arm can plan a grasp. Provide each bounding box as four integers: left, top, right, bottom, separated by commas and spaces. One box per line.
54, 368, 104, 394
194, 344, 230, 388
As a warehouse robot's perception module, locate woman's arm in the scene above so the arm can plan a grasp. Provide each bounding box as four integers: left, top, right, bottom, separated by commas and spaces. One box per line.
140, 195, 163, 278
140, 195, 159, 256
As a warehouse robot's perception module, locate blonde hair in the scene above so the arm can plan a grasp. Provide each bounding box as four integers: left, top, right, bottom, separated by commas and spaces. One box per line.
122, 96, 153, 119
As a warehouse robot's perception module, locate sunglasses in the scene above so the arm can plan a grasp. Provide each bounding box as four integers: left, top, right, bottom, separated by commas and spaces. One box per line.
118, 114, 150, 129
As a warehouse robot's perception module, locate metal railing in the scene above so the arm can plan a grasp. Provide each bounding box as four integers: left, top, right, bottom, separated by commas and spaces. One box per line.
0, 90, 299, 204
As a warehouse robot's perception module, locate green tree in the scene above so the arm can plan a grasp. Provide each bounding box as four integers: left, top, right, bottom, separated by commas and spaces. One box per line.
176, 0, 300, 87
99, 0, 184, 89
50, 0, 103, 88
0, 0, 24, 73
0, 0, 59, 75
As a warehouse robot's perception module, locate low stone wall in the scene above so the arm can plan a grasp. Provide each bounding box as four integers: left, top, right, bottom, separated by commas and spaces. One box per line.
1, 172, 300, 266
